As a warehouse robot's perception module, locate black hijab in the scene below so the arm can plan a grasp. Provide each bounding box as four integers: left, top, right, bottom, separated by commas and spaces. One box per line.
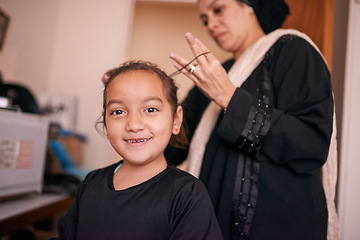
240, 0, 290, 34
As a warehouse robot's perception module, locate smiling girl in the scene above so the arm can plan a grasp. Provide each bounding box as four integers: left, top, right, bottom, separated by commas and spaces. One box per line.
55, 60, 222, 240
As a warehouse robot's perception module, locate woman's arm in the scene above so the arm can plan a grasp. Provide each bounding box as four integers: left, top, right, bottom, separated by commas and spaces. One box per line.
218, 36, 333, 174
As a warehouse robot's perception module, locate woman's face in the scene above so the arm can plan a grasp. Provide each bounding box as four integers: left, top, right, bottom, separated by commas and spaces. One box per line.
198, 0, 258, 56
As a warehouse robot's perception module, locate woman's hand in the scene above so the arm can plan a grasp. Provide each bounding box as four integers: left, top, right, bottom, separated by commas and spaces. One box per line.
170, 32, 236, 109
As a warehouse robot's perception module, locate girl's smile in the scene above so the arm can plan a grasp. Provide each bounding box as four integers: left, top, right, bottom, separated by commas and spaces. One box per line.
124, 137, 152, 144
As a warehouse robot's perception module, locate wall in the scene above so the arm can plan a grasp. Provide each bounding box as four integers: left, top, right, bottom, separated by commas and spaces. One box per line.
0, 0, 134, 170
0, 0, 59, 92
337, 0, 360, 239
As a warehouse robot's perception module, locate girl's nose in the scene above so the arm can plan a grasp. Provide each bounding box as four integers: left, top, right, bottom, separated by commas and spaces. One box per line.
125, 113, 144, 132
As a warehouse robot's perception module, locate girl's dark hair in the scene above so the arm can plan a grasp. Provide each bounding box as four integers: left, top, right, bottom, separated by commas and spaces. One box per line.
239, 0, 290, 34
96, 60, 188, 149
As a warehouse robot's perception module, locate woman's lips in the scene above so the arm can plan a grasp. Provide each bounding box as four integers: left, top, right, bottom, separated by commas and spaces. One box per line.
214, 32, 226, 42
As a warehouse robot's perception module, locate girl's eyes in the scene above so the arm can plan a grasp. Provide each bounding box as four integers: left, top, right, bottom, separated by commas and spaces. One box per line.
145, 107, 158, 113
110, 109, 124, 115
110, 108, 158, 115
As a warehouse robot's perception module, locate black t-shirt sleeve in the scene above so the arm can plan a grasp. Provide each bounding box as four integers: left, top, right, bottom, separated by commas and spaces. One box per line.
57, 169, 102, 240
169, 179, 224, 240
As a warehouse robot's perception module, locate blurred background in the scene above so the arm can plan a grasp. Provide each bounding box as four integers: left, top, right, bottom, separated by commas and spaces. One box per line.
0, 0, 359, 239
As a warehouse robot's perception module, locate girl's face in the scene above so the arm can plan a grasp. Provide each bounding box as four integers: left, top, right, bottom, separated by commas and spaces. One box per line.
105, 70, 182, 167
198, 0, 258, 57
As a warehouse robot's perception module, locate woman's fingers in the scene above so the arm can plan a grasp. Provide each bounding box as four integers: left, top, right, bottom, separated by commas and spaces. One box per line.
169, 52, 201, 80
170, 32, 214, 74
170, 32, 221, 81
184, 33, 201, 56
169, 52, 187, 68
194, 37, 218, 64
102, 73, 110, 84
169, 53, 194, 73
184, 33, 210, 66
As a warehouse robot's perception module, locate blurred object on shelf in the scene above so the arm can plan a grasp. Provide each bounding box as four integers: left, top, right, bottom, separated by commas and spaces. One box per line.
38, 93, 78, 131
0, 73, 43, 114
46, 123, 87, 180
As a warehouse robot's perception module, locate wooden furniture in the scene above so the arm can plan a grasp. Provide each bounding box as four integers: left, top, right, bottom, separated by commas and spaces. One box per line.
0, 193, 74, 236
283, 0, 334, 69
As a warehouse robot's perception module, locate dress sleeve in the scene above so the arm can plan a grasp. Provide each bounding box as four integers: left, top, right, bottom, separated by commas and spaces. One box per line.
217, 36, 334, 174
169, 180, 224, 240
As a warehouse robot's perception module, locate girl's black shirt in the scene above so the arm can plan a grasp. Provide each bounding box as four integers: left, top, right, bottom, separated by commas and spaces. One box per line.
57, 162, 223, 240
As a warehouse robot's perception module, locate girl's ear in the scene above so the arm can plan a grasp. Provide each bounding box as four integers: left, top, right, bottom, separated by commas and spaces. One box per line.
172, 105, 183, 135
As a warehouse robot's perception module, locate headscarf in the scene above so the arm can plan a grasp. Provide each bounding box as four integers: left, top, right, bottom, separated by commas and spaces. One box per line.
241, 0, 290, 34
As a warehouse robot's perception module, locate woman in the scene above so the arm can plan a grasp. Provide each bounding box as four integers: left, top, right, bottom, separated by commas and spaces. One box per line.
166, 0, 336, 239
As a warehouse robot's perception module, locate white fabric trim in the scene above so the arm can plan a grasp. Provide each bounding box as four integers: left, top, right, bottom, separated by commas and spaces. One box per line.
322, 100, 339, 240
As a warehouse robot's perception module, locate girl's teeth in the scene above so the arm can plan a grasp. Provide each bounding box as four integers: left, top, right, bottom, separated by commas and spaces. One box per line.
126, 138, 149, 143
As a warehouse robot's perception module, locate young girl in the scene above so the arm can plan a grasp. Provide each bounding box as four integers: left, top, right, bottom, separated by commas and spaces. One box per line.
56, 60, 223, 240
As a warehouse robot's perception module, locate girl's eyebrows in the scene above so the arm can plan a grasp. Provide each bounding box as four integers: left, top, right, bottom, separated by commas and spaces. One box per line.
107, 99, 122, 107
143, 96, 163, 103
107, 96, 163, 107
